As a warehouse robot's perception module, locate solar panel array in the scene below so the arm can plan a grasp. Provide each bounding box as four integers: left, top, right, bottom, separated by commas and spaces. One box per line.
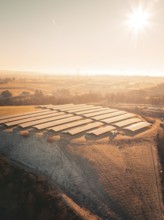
48, 118, 93, 132
5, 111, 62, 127
0, 104, 152, 137
33, 115, 82, 130
86, 125, 115, 136
113, 117, 142, 128
91, 111, 126, 120
101, 113, 135, 124
83, 109, 117, 117
0, 109, 51, 124
74, 107, 103, 115
124, 122, 151, 132
19, 112, 67, 128
62, 122, 104, 136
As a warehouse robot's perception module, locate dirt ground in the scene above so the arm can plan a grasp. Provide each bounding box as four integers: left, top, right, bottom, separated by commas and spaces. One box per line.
63, 128, 163, 219
0, 106, 163, 219
0, 155, 99, 220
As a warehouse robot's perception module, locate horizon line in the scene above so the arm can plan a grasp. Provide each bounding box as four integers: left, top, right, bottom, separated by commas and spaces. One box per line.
0, 68, 163, 77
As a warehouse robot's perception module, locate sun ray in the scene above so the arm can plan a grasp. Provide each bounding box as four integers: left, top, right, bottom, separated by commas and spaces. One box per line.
127, 7, 150, 33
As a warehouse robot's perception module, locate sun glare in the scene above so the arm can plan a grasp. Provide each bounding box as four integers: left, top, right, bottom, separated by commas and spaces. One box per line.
128, 8, 150, 32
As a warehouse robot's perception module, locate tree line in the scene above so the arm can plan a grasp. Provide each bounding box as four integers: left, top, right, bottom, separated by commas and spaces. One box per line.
0, 88, 164, 106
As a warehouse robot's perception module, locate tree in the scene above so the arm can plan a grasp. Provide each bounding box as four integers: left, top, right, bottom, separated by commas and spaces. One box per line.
1, 90, 12, 98
34, 90, 43, 97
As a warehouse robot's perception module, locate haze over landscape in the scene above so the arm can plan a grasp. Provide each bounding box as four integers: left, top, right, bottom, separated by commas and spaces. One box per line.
0, 0, 164, 76
1, 1, 164, 220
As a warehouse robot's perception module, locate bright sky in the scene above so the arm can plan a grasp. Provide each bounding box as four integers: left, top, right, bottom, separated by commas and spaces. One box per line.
0, 0, 164, 76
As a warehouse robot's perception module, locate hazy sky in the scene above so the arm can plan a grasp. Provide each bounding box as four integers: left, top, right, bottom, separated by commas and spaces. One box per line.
0, 0, 164, 76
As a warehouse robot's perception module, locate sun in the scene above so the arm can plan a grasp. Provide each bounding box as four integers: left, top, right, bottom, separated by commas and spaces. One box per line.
128, 8, 150, 32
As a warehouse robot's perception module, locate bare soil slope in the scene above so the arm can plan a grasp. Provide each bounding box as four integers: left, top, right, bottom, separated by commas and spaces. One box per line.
0, 120, 163, 219
63, 134, 163, 219
0, 155, 99, 220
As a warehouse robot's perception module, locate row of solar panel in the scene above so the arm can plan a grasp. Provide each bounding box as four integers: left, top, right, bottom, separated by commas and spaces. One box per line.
0, 105, 129, 126
28, 105, 151, 135
45, 104, 151, 134
0, 104, 104, 123
0, 104, 151, 136
0, 104, 92, 121
21, 117, 150, 136
0, 105, 114, 125
1, 109, 133, 129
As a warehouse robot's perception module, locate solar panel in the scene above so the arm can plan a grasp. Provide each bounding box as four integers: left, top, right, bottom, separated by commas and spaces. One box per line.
50, 104, 86, 110
51, 104, 74, 108
101, 113, 135, 124
33, 115, 82, 130
63, 105, 95, 113
49, 105, 76, 110
39, 104, 55, 109
84, 109, 117, 117
0, 109, 50, 121
42, 104, 74, 109
62, 122, 104, 136
58, 106, 92, 112
92, 111, 126, 120
114, 118, 142, 128
86, 125, 115, 136
19, 113, 71, 128
73, 107, 104, 115
124, 121, 151, 132
48, 118, 93, 132
0, 109, 52, 124
5, 112, 65, 127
